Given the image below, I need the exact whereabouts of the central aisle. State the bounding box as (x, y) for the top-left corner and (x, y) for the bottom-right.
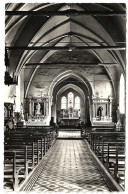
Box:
(30, 140), (110, 192)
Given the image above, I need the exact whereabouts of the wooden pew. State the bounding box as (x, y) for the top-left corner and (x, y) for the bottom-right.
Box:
(4, 126), (57, 191)
(89, 131), (125, 190)
(106, 144), (125, 185)
(4, 151), (16, 191)
(4, 147), (31, 191)
(15, 125), (56, 134)
(90, 131), (125, 152)
(95, 136), (125, 163)
(5, 137), (47, 165)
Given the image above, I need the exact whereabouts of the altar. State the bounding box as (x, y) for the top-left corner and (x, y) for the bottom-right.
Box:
(60, 108), (81, 126)
(25, 97), (50, 126)
(61, 118), (80, 126)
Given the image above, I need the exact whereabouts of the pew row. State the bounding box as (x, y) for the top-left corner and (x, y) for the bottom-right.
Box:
(4, 126), (56, 191)
(85, 130), (125, 190)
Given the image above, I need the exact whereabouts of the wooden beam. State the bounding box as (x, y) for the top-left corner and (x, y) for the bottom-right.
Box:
(6, 46), (125, 51)
(24, 63), (117, 66)
(5, 10), (126, 16)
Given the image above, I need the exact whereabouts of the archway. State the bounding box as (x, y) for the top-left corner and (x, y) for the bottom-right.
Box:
(49, 71), (93, 126)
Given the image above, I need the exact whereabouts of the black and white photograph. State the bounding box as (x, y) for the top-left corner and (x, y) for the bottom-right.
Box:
(2, 1), (127, 193)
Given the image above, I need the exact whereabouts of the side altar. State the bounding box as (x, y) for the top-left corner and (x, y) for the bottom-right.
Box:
(91, 96), (114, 127)
(25, 97), (50, 126)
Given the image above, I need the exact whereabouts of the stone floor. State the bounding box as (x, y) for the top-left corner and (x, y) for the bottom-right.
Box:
(30, 139), (110, 192)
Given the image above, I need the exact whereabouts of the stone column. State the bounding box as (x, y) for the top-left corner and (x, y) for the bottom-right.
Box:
(109, 97), (113, 121)
(52, 103), (56, 123)
(92, 101), (95, 122)
(88, 96), (91, 122)
(45, 99), (49, 116)
(44, 100), (46, 116)
(95, 103), (97, 118)
(107, 103), (109, 119)
(29, 98), (32, 116)
(32, 101), (34, 116)
(48, 96), (53, 125)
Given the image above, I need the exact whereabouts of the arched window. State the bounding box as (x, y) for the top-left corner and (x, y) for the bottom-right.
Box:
(119, 74), (125, 114)
(68, 92), (74, 108)
(61, 96), (66, 109)
(75, 96), (80, 109)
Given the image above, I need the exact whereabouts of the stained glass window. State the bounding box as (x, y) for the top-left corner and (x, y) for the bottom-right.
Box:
(61, 96), (66, 109)
(75, 96), (80, 109)
(68, 92), (74, 108)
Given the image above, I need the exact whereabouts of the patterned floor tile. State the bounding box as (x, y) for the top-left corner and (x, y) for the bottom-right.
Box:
(31, 139), (110, 192)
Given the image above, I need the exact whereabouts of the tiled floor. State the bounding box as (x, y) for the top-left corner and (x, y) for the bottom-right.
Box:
(31, 139), (110, 192)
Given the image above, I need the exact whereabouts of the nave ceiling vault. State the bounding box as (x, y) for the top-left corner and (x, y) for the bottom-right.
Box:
(5, 3), (126, 99)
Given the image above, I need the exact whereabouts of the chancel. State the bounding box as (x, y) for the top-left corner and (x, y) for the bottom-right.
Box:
(4, 3), (126, 193)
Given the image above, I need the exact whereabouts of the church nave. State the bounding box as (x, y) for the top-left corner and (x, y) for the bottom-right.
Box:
(4, 2), (126, 193)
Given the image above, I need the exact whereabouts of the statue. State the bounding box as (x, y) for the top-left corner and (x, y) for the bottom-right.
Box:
(78, 109), (81, 118)
(97, 106), (103, 120)
(18, 103), (26, 126)
(20, 103), (24, 121)
(116, 106), (122, 130)
(36, 103), (41, 115)
(116, 106), (120, 122)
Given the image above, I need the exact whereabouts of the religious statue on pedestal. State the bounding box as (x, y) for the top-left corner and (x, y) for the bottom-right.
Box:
(20, 103), (24, 121)
(116, 106), (122, 131)
(36, 103), (41, 115)
(97, 106), (103, 120)
(18, 103), (26, 126)
(116, 106), (120, 122)
(78, 109), (81, 119)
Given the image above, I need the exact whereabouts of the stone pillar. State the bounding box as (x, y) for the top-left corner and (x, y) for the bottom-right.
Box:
(54, 104), (56, 123)
(88, 96), (92, 122)
(32, 101), (34, 116)
(45, 99), (49, 116)
(109, 97), (113, 121)
(107, 103), (109, 118)
(29, 98), (32, 116)
(43, 96), (52, 125)
(95, 103), (97, 118)
(51, 103), (56, 123)
(92, 101), (95, 121)
(44, 100), (46, 116)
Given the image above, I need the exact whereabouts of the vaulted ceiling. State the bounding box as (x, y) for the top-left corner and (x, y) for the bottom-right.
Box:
(5, 3), (126, 98)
